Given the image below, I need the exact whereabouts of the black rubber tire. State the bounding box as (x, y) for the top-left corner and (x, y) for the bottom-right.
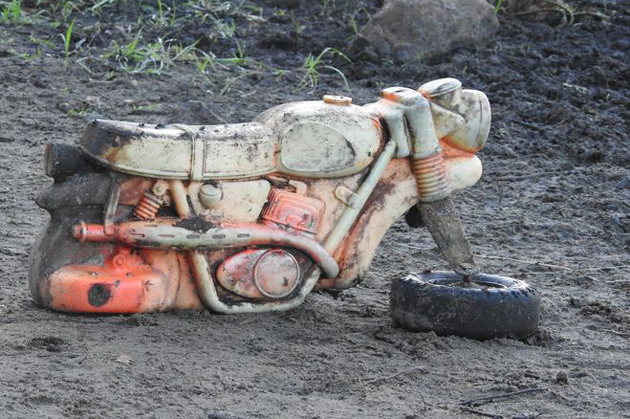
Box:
(390, 271), (540, 340)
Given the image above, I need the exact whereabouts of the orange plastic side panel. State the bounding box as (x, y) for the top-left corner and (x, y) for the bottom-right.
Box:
(172, 253), (205, 310)
(48, 265), (171, 313)
(47, 249), (203, 313)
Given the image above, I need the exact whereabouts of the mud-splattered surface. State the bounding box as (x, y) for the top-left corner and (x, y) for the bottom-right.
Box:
(1, 1), (629, 418)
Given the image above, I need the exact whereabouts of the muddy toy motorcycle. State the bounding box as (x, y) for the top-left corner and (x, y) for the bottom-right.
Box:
(29, 78), (540, 339)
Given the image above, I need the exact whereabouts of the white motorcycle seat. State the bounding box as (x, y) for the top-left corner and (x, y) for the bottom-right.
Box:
(79, 100), (383, 180)
(80, 119), (277, 180)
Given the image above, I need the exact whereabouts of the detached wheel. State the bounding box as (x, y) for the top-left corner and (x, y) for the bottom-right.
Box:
(390, 272), (540, 340)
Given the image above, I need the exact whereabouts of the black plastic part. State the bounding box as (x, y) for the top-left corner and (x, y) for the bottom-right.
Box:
(29, 172), (116, 307)
(45, 143), (99, 179)
(36, 172), (111, 210)
(390, 272), (540, 340)
(88, 284), (111, 307)
(404, 206), (424, 228)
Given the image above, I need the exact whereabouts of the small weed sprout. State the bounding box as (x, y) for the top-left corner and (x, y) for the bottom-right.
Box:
(289, 11), (305, 35)
(298, 47), (351, 92)
(493, 0), (505, 14)
(196, 52), (215, 74)
(168, 1), (177, 27)
(214, 18), (237, 39)
(61, 1), (78, 22)
(274, 69), (290, 82)
(67, 106), (89, 118)
(131, 103), (160, 114)
(59, 18), (76, 64)
(30, 34), (55, 48)
(1, 0), (23, 24)
(157, 0), (163, 22)
(16, 47), (42, 61)
(348, 7), (370, 37)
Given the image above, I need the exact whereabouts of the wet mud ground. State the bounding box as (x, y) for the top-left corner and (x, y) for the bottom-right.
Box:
(0, 0), (629, 417)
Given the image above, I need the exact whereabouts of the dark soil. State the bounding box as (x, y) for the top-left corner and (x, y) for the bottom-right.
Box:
(1, 1), (629, 418)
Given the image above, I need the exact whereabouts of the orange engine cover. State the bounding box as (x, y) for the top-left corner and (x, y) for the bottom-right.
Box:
(261, 189), (325, 234)
(216, 248), (303, 300)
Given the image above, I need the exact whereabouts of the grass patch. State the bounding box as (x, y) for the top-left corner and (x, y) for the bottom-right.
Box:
(104, 36), (198, 75)
(6, 1), (365, 92)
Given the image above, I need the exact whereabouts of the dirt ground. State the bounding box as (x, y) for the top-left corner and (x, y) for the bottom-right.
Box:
(1, 0), (629, 418)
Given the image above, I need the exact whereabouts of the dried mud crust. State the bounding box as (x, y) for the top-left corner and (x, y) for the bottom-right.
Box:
(0, 0), (629, 418)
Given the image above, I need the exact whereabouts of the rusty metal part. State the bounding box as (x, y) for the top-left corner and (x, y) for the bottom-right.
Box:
(381, 86), (441, 159)
(364, 102), (410, 158)
(80, 120), (277, 180)
(417, 196), (476, 272)
(419, 78), (462, 102)
(411, 152), (451, 202)
(167, 177), (330, 313)
(72, 220), (339, 279)
(116, 177), (155, 206)
(255, 99), (383, 178)
(261, 189), (325, 234)
(81, 101), (383, 181)
(186, 181), (204, 214)
(134, 191), (163, 220)
(375, 87), (454, 203)
(334, 185), (360, 207)
(264, 176), (308, 195)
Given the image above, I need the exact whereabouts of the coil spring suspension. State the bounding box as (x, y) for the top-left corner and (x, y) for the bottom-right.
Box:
(412, 152), (451, 202)
(135, 191), (163, 220)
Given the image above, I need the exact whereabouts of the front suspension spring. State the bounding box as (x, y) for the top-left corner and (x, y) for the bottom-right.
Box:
(411, 153), (451, 202)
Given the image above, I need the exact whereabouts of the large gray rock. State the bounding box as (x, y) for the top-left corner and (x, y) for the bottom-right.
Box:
(356, 0), (499, 61)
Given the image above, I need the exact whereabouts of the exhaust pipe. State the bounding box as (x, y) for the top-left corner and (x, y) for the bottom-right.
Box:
(72, 220), (340, 279)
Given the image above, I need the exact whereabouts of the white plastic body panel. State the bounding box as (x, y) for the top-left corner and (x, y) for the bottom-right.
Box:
(81, 101), (383, 180)
(255, 101), (383, 178)
(201, 180), (271, 223)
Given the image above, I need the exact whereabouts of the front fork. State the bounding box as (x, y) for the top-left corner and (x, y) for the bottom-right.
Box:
(377, 86), (477, 274)
(416, 197), (477, 275)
